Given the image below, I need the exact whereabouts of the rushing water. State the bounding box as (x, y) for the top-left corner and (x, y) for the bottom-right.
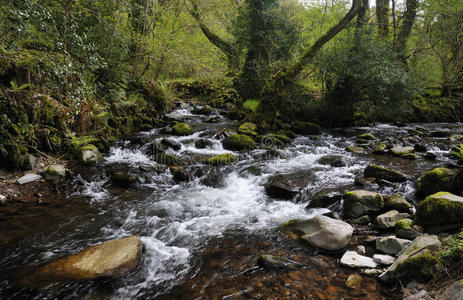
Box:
(0, 104), (462, 299)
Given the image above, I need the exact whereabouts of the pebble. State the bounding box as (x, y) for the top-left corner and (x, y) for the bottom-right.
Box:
(356, 245), (366, 255)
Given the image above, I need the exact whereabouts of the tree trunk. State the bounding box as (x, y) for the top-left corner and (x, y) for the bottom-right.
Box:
(258, 0), (362, 119)
(376, 0), (389, 37)
(189, 0), (239, 74)
(394, 0), (418, 66)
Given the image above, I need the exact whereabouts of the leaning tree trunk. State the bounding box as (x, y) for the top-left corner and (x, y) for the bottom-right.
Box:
(189, 0), (240, 75)
(258, 0), (362, 120)
(394, 0), (418, 66)
(376, 0), (389, 37)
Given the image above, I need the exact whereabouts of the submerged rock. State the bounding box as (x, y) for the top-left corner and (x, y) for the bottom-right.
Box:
(19, 236), (143, 287)
(375, 210), (411, 229)
(376, 236), (411, 256)
(111, 171), (137, 188)
(195, 139), (213, 149)
(379, 235), (441, 282)
(340, 251), (378, 269)
(257, 255), (300, 269)
(416, 167), (457, 198)
(161, 139), (182, 151)
(343, 190), (384, 218)
(363, 165), (407, 182)
(317, 155), (347, 167)
(265, 175), (299, 200)
(281, 215), (353, 251)
(170, 166), (189, 182)
(415, 192), (463, 232)
(345, 274), (363, 289)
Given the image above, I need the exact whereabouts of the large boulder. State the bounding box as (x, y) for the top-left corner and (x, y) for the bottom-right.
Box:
(343, 190), (384, 218)
(384, 194), (412, 212)
(317, 155), (347, 167)
(291, 121), (320, 135)
(376, 236), (412, 256)
(306, 190), (343, 209)
(379, 235), (442, 282)
(375, 210), (411, 229)
(340, 251), (378, 268)
(172, 122), (193, 136)
(390, 146), (415, 157)
(265, 175), (300, 199)
(206, 153), (236, 165)
(415, 192), (463, 232)
(395, 219), (423, 240)
(416, 168), (458, 198)
(281, 215), (353, 251)
(237, 122), (257, 137)
(222, 134), (255, 151)
(43, 164), (67, 181)
(79, 145), (103, 165)
(364, 165), (407, 182)
(19, 236), (143, 287)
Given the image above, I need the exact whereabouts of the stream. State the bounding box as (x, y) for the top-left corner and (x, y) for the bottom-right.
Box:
(0, 103), (462, 299)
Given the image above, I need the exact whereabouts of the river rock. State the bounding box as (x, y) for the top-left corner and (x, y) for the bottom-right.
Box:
(170, 166), (189, 182)
(376, 236), (412, 256)
(237, 122), (257, 137)
(172, 122), (193, 136)
(111, 171), (137, 188)
(317, 155), (347, 167)
(375, 210), (411, 228)
(19, 236), (143, 287)
(80, 146), (103, 165)
(450, 134), (463, 142)
(379, 235), (442, 282)
(373, 143), (388, 154)
(307, 190), (342, 208)
(384, 194), (412, 212)
(416, 167), (458, 198)
(43, 164), (66, 181)
(364, 165), (407, 182)
(390, 146), (415, 157)
(350, 215), (371, 225)
(415, 192), (463, 232)
(343, 190), (384, 218)
(281, 215), (353, 251)
(21, 153), (37, 170)
(200, 167), (226, 188)
(161, 139), (182, 151)
(340, 251), (378, 269)
(345, 274), (363, 289)
(195, 139), (213, 149)
(265, 175), (299, 199)
(257, 255), (300, 269)
(424, 152), (437, 160)
(291, 121), (320, 135)
(346, 146), (365, 154)
(358, 133), (376, 140)
(414, 143), (427, 152)
(16, 173), (43, 185)
(445, 280), (463, 300)
(396, 219), (423, 240)
(222, 134), (255, 151)
(373, 254), (396, 265)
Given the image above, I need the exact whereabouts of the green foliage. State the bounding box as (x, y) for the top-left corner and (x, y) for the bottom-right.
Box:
(440, 228), (463, 266)
(451, 144), (463, 160)
(242, 100), (260, 113)
(70, 136), (99, 151)
(172, 123), (193, 136)
(206, 153), (237, 165)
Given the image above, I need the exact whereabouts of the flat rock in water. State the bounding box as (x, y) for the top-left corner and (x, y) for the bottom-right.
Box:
(265, 175), (299, 200)
(16, 173), (42, 185)
(340, 251), (378, 269)
(19, 236), (143, 288)
(373, 254), (396, 265)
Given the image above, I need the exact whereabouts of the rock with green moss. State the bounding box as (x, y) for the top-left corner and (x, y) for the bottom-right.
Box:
(291, 121), (321, 135)
(237, 122), (257, 137)
(222, 134), (255, 151)
(317, 155), (347, 167)
(379, 235), (442, 282)
(343, 190), (384, 218)
(206, 153), (236, 165)
(416, 168), (457, 198)
(358, 133), (376, 140)
(364, 165), (407, 182)
(345, 146), (365, 154)
(373, 143), (387, 154)
(385, 194), (413, 212)
(375, 210), (411, 229)
(79, 144), (103, 165)
(396, 219), (422, 240)
(263, 133), (292, 144)
(172, 123), (193, 136)
(44, 164), (66, 181)
(390, 146), (415, 157)
(415, 192), (463, 232)
(155, 153), (185, 166)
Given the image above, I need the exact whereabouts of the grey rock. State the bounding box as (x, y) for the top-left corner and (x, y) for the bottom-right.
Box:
(16, 173), (43, 185)
(356, 245), (366, 255)
(340, 251), (378, 269)
(0, 195), (7, 206)
(405, 290), (429, 300)
(446, 280), (463, 300)
(80, 148), (102, 165)
(373, 254), (396, 265)
(257, 255), (300, 269)
(375, 210), (411, 228)
(343, 190), (384, 218)
(21, 154), (37, 170)
(384, 194), (413, 212)
(43, 164), (66, 181)
(350, 215), (371, 225)
(376, 236), (412, 256)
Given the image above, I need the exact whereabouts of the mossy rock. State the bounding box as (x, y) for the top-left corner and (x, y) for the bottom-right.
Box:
(172, 123), (193, 136)
(317, 155), (347, 167)
(415, 192), (463, 231)
(394, 250), (441, 281)
(237, 122), (257, 137)
(358, 133), (376, 140)
(416, 167), (457, 198)
(291, 121), (321, 135)
(364, 165), (407, 182)
(343, 190), (384, 218)
(345, 146), (365, 154)
(222, 134), (255, 151)
(155, 153), (186, 166)
(396, 219), (422, 240)
(206, 153), (236, 165)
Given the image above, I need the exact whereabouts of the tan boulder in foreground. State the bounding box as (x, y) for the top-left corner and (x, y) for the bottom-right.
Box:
(19, 236), (143, 287)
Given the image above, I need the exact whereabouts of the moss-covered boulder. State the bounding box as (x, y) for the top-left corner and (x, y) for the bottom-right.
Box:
(155, 153), (185, 166)
(415, 192), (463, 232)
(358, 133), (376, 140)
(237, 122), (257, 137)
(18, 236), (143, 288)
(375, 210), (411, 229)
(364, 165), (407, 182)
(379, 235), (442, 282)
(396, 219), (422, 240)
(79, 144), (103, 165)
(390, 146), (415, 157)
(416, 167), (457, 198)
(206, 153), (236, 165)
(172, 122), (193, 136)
(222, 134), (255, 151)
(373, 143), (387, 154)
(291, 121), (321, 135)
(343, 190), (384, 218)
(345, 146), (365, 154)
(317, 155), (347, 167)
(384, 194), (413, 212)
(43, 164), (66, 181)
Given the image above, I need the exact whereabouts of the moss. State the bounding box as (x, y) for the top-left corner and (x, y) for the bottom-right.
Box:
(345, 146), (365, 153)
(291, 121), (321, 135)
(80, 144), (98, 152)
(440, 229), (463, 266)
(358, 133), (376, 140)
(237, 122), (257, 137)
(396, 219), (413, 231)
(155, 153), (185, 166)
(402, 153), (419, 160)
(395, 251), (440, 281)
(222, 134), (255, 151)
(242, 99), (260, 112)
(172, 123), (192, 136)
(415, 192), (463, 227)
(364, 164), (407, 182)
(417, 168), (456, 197)
(206, 153), (236, 166)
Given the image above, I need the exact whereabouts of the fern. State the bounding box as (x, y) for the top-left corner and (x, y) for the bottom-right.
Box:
(451, 144), (463, 159)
